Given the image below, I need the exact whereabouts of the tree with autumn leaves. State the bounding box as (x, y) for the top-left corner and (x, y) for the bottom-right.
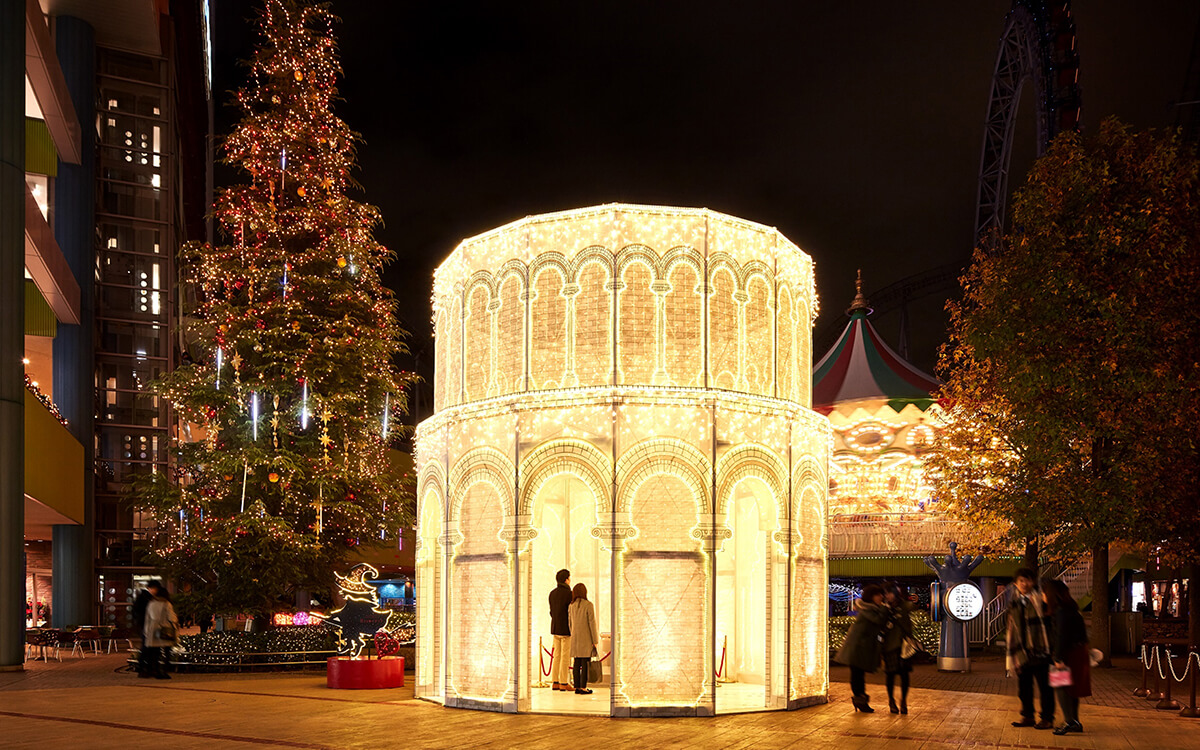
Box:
(132, 0), (414, 621)
(928, 119), (1200, 657)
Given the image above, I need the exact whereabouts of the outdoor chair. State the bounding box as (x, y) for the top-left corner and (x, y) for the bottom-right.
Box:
(54, 629), (85, 658)
(73, 627), (102, 654)
(24, 631), (47, 661)
(107, 627), (137, 654)
(28, 629), (61, 661)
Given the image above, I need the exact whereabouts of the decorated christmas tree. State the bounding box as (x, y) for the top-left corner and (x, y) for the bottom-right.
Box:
(134, 0), (413, 619)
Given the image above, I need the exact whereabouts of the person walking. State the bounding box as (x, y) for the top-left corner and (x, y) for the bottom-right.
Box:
(1041, 578), (1091, 735)
(881, 583), (914, 714)
(568, 582), (600, 695)
(1006, 568), (1054, 729)
(549, 569), (573, 691)
(131, 580), (162, 675)
(835, 583), (887, 712)
(142, 586), (179, 680)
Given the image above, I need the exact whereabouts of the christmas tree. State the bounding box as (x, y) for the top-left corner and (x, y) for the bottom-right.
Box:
(134, 0), (414, 619)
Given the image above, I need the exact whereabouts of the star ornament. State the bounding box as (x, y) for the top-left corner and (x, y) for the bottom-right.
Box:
(319, 433), (333, 447)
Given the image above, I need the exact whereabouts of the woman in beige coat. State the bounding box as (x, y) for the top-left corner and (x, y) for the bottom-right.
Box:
(568, 583), (600, 695)
(142, 589), (180, 679)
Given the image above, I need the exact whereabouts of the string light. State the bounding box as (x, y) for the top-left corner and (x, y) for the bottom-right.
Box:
(215, 346), (223, 390)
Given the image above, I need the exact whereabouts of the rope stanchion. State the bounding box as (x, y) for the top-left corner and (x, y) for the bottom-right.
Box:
(715, 635), (732, 684)
(1157, 646), (1182, 710)
(1147, 645), (1165, 701)
(534, 637), (551, 688)
(1133, 644), (1151, 697)
(1181, 649), (1200, 719)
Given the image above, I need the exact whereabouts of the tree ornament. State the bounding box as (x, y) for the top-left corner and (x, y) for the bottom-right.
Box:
(269, 472), (280, 483)
(337, 257), (348, 268)
(297, 185), (306, 197)
(294, 70), (304, 81)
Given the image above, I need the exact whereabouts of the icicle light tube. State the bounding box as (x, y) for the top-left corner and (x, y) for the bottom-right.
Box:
(415, 205), (831, 717)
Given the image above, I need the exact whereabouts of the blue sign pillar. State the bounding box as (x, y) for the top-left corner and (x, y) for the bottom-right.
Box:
(924, 542), (984, 672)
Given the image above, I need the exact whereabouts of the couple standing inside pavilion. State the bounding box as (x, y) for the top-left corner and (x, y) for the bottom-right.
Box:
(548, 569), (601, 695)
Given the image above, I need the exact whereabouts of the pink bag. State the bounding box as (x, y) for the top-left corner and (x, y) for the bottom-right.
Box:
(1048, 667), (1073, 688)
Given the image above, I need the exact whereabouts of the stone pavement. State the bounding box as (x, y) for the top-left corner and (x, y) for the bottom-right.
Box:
(1, 651), (1197, 749)
(830, 653), (1157, 713)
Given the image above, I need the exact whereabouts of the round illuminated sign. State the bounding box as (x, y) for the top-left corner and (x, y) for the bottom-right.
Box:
(945, 582), (984, 621)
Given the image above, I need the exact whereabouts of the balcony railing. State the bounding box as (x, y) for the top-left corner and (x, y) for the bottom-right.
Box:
(828, 513), (969, 556)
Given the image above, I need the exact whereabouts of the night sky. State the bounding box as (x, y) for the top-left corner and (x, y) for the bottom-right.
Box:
(212, 1), (1199, 418)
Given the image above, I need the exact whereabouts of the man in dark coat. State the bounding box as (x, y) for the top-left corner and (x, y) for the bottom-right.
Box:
(549, 569), (572, 690)
(1006, 568), (1054, 729)
(131, 580), (162, 674)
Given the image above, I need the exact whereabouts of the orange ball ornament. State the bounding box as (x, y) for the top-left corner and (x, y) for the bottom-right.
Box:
(294, 70), (304, 81)
(336, 257), (348, 268)
(292, 320), (301, 330)
(268, 472), (280, 483)
(296, 185), (306, 197)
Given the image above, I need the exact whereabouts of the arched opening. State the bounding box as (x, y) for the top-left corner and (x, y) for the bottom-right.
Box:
(716, 477), (777, 713)
(449, 480), (512, 704)
(619, 471), (707, 709)
(416, 485), (444, 700)
(528, 473), (611, 714)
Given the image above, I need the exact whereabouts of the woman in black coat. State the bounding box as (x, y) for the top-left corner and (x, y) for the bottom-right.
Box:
(1041, 578), (1091, 735)
(881, 583), (914, 714)
(834, 583), (887, 712)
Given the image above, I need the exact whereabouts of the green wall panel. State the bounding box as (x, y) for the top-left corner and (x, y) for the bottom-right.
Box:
(25, 280), (57, 337)
(25, 117), (57, 176)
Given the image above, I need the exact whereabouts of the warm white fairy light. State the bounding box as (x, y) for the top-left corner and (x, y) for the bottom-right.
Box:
(416, 205), (830, 716)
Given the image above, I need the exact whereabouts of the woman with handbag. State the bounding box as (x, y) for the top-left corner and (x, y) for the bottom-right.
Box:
(881, 583), (915, 714)
(142, 586), (180, 680)
(834, 583), (887, 712)
(568, 583), (600, 695)
(1040, 578), (1091, 735)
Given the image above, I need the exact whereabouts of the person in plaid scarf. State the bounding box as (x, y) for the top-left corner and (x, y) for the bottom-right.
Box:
(1006, 568), (1055, 729)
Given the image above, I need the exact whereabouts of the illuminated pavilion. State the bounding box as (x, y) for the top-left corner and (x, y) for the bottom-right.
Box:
(414, 204), (830, 716)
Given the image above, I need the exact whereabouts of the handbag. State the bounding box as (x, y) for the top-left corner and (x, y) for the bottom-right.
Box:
(900, 636), (921, 660)
(588, 659), (603, 684)
(157, 621), (178, 643)
(1048, 666), (1073, 688)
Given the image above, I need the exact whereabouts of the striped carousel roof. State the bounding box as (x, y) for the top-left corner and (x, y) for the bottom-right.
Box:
(813, 272), (941, 409)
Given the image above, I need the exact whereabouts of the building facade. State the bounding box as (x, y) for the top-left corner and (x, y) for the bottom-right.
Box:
(1, 0), (208, 665)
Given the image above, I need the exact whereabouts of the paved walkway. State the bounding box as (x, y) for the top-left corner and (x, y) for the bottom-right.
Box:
(1, 652), (1197, 749)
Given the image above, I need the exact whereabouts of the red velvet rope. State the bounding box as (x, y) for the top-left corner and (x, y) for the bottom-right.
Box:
(539, 646), (552, 677)
(715, 644), (727, 678)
